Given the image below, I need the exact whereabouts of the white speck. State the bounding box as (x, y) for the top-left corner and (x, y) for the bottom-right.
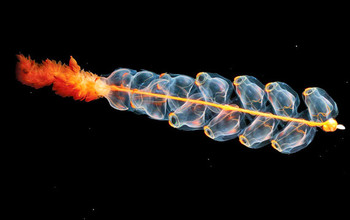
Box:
(92, 208), (95, 211)
(337, 124), (346, 130)
(345, 81), (349, 84)
(295, 44), (298, 48)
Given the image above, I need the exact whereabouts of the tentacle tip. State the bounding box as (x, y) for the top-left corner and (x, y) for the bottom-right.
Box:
(322, 118), (342, 132)
(68, 56), (81, 72)
(337, 124), (345, 130)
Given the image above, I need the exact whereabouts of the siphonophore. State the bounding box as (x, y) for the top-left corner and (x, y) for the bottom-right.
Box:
(16, 55), (345, 154)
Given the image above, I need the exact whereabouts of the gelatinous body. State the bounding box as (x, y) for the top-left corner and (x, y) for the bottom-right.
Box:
(204, 106), (242, 141)
(303, 87), (338, 122)
(169, 93), (207, 129)
(234, 75), (266, 111)
(166, 74), (196, 111)
(272, 121), (316, 154)
(103, 69), (341, 154)
(265, 82), (300, 117)
(16, 55), (344, 154)
(105, 69), (135, 110)
(239, 116), (276, 149)
(264, 82), (315, 153)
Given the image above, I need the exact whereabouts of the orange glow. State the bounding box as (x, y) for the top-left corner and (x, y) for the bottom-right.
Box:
(203, 126), (214, 139)
(168, 112), (178, 128)
(271, 140), (280, 151)
(130, 99), (136, 109)
(322, 118), (338, 132)
(108, 84), (339, 131)
(239, 135), (250, 147)
(233, 76), (246, 86)
(265, 82), (275, 93)
(195, 72), (206, 86)
(16, 55), (109, 102)
(303, 87), (315, 96)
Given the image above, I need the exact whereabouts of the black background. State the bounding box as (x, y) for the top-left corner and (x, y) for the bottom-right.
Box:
(6, 3), (350, 219)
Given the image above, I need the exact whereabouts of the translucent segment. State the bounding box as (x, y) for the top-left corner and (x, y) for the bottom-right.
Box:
(233, 75), (266, 111)
(196, 72), (233, 113)
(203, 105), (242, 141)
(271, 122), (316, 154)
(129, 70), (158, 113)
(140, 78), (170, 120)
(166, 75), (196, 111)
(239, 117), (276, 149)
(265, 82), (300, 117)
(155, 73), (172, 91)
(105, 68), (135, 111)
(303, 87), (338, 122)
(168, 93), (207, 130)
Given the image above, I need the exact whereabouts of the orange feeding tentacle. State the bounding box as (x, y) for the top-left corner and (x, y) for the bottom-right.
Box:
(16, 55), (110, 102)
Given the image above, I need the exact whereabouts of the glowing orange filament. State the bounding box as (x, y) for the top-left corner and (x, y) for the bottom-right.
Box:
(108, 85), (340, 132)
